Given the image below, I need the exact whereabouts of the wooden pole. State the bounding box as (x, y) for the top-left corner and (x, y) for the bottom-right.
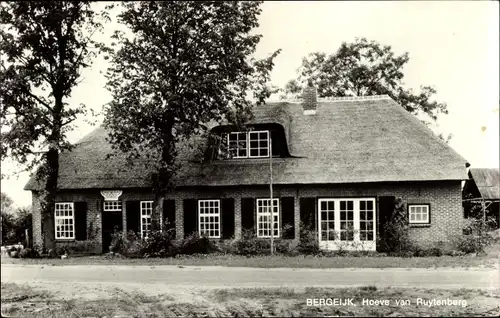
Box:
(270, 137), (274, 255)
(481, 199), (486, 229)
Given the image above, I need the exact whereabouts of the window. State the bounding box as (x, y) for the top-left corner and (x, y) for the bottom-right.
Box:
(198, 200), (220, 238)
(225, 130), (269, 159)
(55, 202), (74, 240)
(140, 201), (153, 238)
(408, 204), (430, 224)
(320, 200), (335, 241)
(359, 200), (374, 241)
(318, 198), (376, 250)
(104, 201), (122, 212)
(249, 131), (269, 158)
(339, 200), (354, 241)
(257, 198), (279, 238)
(228, 132), (248, 158)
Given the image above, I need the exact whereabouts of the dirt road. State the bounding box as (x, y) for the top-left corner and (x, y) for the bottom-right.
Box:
(2, 264), (499, 290)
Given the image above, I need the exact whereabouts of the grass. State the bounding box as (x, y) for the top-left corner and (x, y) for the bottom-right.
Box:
(2, 252), (499, 269)
(2, 282), (499, 317)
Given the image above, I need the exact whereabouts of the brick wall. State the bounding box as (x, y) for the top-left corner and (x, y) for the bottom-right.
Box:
(31, 180), (463, 252)
(32, 191), (104, 253)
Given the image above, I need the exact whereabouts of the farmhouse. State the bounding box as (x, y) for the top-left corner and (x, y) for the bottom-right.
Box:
(25, 86), (468, 253)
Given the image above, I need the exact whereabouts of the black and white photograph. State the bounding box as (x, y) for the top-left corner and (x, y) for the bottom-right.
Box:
(1, 1), (499, 317)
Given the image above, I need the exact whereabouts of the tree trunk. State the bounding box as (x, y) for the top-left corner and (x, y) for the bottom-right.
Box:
(151, 119), (175, 232)
(40, 147), (59, 252)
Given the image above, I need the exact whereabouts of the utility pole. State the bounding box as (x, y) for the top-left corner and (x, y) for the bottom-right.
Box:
(269, 137), (274, 255)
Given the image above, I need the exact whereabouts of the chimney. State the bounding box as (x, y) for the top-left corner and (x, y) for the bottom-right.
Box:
(302, 79), (317, 115)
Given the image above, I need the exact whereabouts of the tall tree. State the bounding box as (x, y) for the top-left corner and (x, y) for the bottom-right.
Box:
(1, 192), (14, 215)
(0, 1), (109, 251)
(104, 1), (279, 231)
(284, 37), (448, 121)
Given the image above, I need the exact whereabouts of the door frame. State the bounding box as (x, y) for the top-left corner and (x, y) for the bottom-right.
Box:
(317, 197), (376, 251)
(101, 210), (123, 252)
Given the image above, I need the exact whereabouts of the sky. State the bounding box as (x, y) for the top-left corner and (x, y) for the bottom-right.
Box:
(1, 1), (499, 208)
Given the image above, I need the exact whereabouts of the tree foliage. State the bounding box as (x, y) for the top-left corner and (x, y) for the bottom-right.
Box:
(284, 37), (448, 121)
(0, 1), (109, 250)
(1, 192), (14, 215)
(104, 1), (280, 230)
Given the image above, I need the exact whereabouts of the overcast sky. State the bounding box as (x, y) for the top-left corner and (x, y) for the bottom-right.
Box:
(1, 1), (499, 208)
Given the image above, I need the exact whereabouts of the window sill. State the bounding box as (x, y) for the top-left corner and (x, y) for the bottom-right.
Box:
(55, 239), (76, 243)
(409, 224), (431, 228)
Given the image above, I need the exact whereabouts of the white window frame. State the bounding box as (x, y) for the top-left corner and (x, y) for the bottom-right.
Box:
(256, 198), (280, 238)
(248, 130), (270, 158)
(408, 204), (430, 224)
(103, 200), (122, 212)
(140, 201), (153, 238)
(198, 199), (221, 238)
(318, 198), (376, 251)
(227, 132), (248, 158)
(225, 130), (270, 159)
(55, 202), (75, 240)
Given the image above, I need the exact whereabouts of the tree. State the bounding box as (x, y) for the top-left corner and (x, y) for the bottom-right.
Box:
(1, 192), (14, 215)
(1, 192), (14, 245)
(104, 1), (280, 231)
(283, 37), (448, 122)
(0, 1), (110, 251)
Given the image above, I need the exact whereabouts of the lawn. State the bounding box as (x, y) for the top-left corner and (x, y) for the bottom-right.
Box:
(3, 240), (499, 268)
(2, 282), (499, 317)
(2, 252), (499, 269)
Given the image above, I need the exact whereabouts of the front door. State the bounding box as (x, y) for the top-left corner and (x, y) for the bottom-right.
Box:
(102, 211), (123, 252)
(318, 198), (376, 251)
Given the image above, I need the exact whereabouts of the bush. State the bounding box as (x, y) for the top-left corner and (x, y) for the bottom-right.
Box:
(296, 223), (320, 255)
(142, 229), (177, 258)
(55, 241), (99, 256)
(230, 229), (271, 255)
(379, 197), (415, 255)
(178, 232), (219, 255)
(454, 218), (494, 254)
(110, 231), (144, 257)
(411, 246), (443, 257)
(1, 208), (32, 247)
(8, 246), (21, 258)
(275, 239), (295, 255)
(19, 248), (39, 259)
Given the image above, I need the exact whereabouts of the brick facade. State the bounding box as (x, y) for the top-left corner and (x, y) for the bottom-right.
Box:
(32, 180), (463, 253)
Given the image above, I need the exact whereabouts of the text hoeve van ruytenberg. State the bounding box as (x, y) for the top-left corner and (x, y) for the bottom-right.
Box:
(306, 298), (467, 307)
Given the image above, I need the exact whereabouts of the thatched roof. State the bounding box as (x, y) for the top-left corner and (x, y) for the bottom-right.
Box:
(25, 95), (468, 190)
(467, 168), (500, 200)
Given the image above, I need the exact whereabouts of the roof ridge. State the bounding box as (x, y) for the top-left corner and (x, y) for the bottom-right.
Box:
(268, 94), (392, 104)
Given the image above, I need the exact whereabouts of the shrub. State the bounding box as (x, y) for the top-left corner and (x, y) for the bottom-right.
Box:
(109, 231), (144, 257)
(230, 229), (272, 255)
(411, 246), (443, 257)
(1, 208), (32, 247)
(142, 229), (177, 258)
(275, 239), (295, 255)
(379, 197), (414, 255)
(110, 231), (127, 254)
(454, 218), (494, 254)
(19, 248), (39, 259)
(178, 232), (219, 255)
(55, 241), (99, 256)
(8, 246), (21, 258)
(296, 222), (320, 255)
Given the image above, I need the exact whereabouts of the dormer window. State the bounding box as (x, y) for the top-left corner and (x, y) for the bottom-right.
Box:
(227, 130), (269, 159)
(228, 132), (248, 158)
